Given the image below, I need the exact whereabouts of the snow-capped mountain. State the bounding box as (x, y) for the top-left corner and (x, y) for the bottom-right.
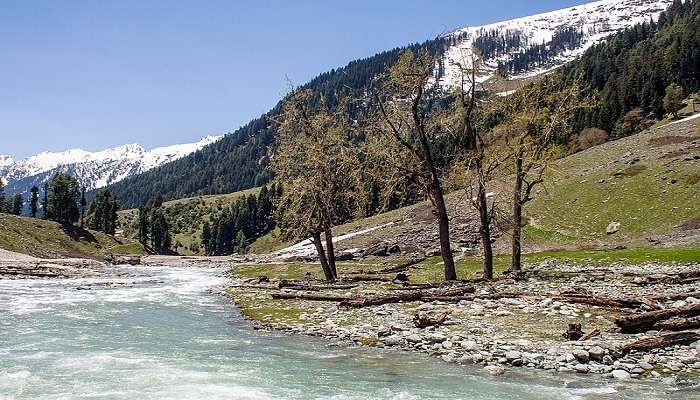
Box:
(0, 135), (221, 197)
(435, 0), (671, 90)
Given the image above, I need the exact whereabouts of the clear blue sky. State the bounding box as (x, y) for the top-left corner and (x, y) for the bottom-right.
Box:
(1, 0), (589, 159)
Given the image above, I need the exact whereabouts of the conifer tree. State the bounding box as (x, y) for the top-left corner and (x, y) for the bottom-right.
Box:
(80, 187), (87, 227)
(11, 193), (23, 215)
(29, 186), (39, 218)
(0, 180), (5, 213)
(664, 83), (685, 119)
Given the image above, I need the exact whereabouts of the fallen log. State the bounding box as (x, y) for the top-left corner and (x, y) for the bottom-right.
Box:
(615, 303), (700, 333)
(619, 332), (700, 355)
(420, 291), (525, 303)
(271, 293), (351, 302)
(339, 291), (423, 308)
(551, 294), (640, 309)
(228, 284), (278, 290)
(278, 280), (358, 291)
(579, 328), (601, 341)
(649, 291), (700, 302)
(653, 316), (700, 332)
(347, 258), (426, 275)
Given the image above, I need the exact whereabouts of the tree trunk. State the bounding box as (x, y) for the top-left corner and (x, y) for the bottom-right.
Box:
(324, 228), (338, 280)
(620, 332), (700, 355)
(428, 181), (457, 280)
(311, 232), (335, 282)
(511, 151), (523, 271)
(477, 180), (494, 279)
(615, 303), (700, 333)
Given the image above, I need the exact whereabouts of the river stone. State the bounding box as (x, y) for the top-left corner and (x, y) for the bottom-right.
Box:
(612, 369), (631, 380)
(505, 351), (521, 362)
(638, 361), (653, 370)
(382, 336), (401, 346)
(484, 365), (505, 376)
(589, 346), (606, 361)
(405, 334), (422, 343)
(574, 364), (589, 373)
(461, 340), (479, 351)
(572, 350), (590, 363)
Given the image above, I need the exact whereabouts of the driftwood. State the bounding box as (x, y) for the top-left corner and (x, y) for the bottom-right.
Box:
(421, 291), (524, 303)
(648, 291), (700, 302)
(271, 293), (351, 302)
(619, 332), (700, 355)
(653, 316), (700, 332)
(579, 328), (601, 341)
(615, 303), (700, 333)
(278, 280), (358, 291)
(339, 291), (423, 308)
(414, 311), (448, 328)
(347, 258), (425, 275)
(229, 284), (278, 290)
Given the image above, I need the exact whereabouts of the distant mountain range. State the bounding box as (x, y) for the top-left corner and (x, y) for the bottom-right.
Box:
(0, 136), (221, 201)
(5, 0), (678, 209)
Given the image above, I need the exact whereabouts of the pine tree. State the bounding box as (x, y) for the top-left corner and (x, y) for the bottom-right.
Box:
(663, 83), (685, 118)
(11, 193), (23, 215)
(44, 173), (80, 224)
(201, 220), (212, 255)
(41, 182), (49, 219)
(0, 180), (5, 213)
(29, 186), (39, 218)
(80, 187), (87, 227)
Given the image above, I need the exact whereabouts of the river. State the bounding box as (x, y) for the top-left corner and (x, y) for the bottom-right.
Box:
(0, 265), (694, 399)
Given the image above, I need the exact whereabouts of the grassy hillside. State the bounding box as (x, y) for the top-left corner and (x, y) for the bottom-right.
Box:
(118, 187), (260, 255)
(0, 213), (146, 259)
(249, 116), (700, 255)
(525, 115), (700, 248)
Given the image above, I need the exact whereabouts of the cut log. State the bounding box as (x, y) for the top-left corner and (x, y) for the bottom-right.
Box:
(414, 311), (448, 328)
(649, 291), (700, 302)
(228, 284), (278, 290)
(619, 332), (700, 355)
(579, 328), (601, 341)
(563, 323), (584, 340)
(278, 280), (358, 291)
(653, 316), (700, 332)
(347, 258), (425, 275)
(339, 291), (423, 308)
(615, 303), (700, 333)
(271, 293), (351, 302)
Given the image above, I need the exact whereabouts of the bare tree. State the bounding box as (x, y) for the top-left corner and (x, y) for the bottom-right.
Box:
(496, 78), (586, 271)
(369, 49), (458, 281)
(272, 89), (362, 282)
(441, 51), (501, 280)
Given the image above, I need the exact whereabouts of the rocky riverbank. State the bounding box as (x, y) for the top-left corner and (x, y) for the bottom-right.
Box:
(226, 259), (700, 385)
(0, 248), (105, 277)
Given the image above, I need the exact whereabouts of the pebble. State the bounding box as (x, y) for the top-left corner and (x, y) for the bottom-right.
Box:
(612, 369), (631, 380)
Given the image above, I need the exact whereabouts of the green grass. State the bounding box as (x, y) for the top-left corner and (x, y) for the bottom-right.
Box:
(524, 117), (700, 248)
(232, 246), (700, 284)
(0, 213), (147, 259)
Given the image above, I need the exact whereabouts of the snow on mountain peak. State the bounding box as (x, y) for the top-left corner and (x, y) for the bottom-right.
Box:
(0, 135), (222, 194)
(435, 0), (672, 89)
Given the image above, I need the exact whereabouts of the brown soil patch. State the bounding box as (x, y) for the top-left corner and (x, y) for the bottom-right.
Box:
(648, 135), (696, 147)
(679, 218), (700, 231)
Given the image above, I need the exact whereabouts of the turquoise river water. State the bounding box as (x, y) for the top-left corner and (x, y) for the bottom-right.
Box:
(0, 265), (696, 399)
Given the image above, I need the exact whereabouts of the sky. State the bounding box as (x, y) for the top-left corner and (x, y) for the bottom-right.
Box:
(0, 0), (592, 159)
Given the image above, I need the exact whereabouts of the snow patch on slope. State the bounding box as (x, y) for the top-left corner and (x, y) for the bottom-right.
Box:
(435, 0), (671, 90)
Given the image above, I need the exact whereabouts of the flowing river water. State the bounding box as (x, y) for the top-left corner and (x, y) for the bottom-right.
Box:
(0, 265), (695, 400)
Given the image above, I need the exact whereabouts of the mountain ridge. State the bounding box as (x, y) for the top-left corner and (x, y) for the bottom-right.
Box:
(0, 135), (222, 198)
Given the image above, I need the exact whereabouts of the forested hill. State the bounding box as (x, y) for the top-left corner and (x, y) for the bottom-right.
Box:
(106, 38), (446, 208)
(106, 0), (698, 209)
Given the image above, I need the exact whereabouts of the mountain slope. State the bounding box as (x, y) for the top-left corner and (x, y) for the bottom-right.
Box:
(105, 0), (675, 209)
(0, 136), (221, 200)
(436, 0), (671, 89)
